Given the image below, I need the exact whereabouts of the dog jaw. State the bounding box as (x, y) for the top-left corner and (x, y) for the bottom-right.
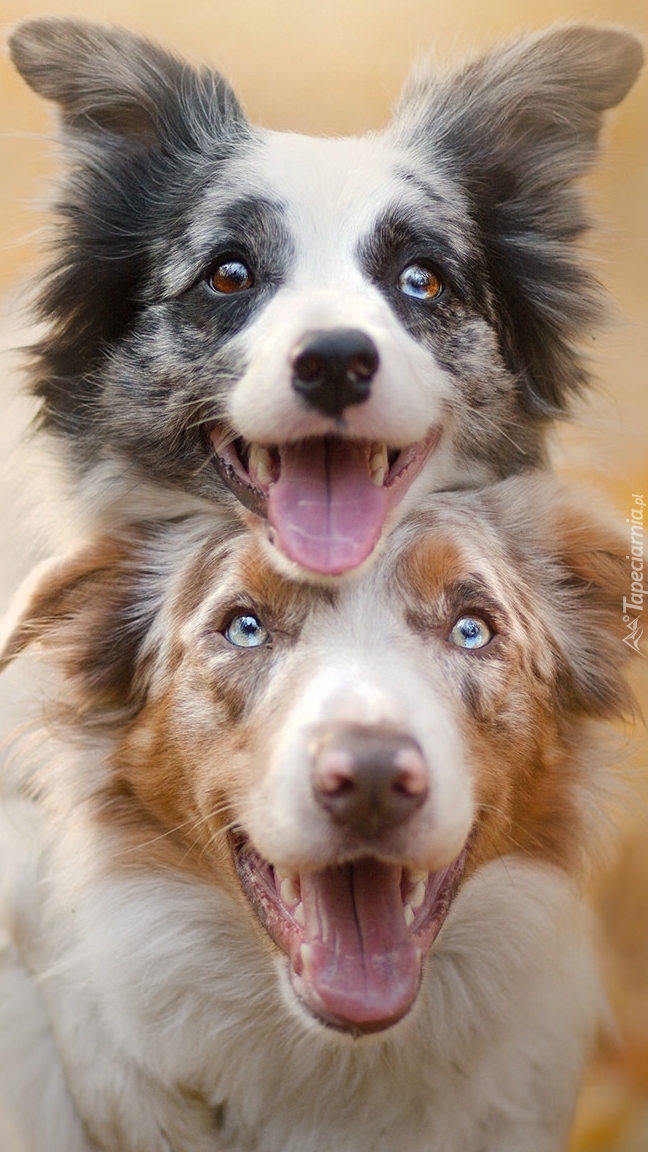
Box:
(226, 632), (475, 1033)
(232, 839), (467, 1033)
(210, 429), (440, 574)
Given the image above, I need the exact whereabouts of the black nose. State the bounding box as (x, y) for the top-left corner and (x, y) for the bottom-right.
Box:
(291, 328), (379, 418)
(311, 725), (428, 839)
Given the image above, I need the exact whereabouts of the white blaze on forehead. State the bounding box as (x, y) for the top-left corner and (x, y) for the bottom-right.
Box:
(252, 130), (416, 261)
(248, 127), (468, 275)
(226, 132), (454, 446)
(243, 584), (474, 872)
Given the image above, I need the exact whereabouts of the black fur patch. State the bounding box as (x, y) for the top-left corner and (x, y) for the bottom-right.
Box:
(360, 201), (545, 476)
(393, 24), (643, 414)
(9, 19), (643, 504)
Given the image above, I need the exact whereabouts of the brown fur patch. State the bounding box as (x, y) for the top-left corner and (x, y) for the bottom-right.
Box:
(0, 534), (154, 716)
(392, 485), (637, 876)
(3, 479), (638, 904)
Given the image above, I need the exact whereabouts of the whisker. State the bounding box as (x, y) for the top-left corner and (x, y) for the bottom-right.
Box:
(467, 409), (528, 454)
(201, 426), (240, 453)
(113, 802), (236, 859)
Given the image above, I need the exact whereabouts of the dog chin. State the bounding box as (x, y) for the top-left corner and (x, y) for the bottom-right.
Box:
(210, 427), (441, 576)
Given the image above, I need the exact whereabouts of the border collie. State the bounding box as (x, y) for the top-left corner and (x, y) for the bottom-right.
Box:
(0, 475), (636, 1151)
(7, 19), (643, 574)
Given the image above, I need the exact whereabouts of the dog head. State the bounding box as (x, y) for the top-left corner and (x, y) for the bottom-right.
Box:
(9, 19), (643, 575)
(2, 477), (637, 1034)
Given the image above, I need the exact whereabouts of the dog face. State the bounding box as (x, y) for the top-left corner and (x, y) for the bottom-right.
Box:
(9, 20), (643, 575)
(3, 477), (634, 1035)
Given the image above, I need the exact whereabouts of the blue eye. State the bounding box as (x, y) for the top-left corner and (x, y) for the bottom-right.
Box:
(224, 613), (270, 648)
(397, 263), (443, 301)
(448, 616), (492, 650)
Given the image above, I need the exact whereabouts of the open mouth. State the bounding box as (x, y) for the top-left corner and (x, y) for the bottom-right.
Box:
(210, 428), (440, 576)
(232, 834), (467, 1035)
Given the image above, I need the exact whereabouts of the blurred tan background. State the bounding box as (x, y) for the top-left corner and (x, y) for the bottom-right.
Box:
(0, 0), (647, 1148)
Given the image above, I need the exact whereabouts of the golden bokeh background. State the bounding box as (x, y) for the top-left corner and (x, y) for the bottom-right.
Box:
(0, 1), (646, 1148)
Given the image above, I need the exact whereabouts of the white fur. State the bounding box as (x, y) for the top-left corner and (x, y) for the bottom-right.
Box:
(223, 135), (456, 449)
(0, 20), (640, 1146)
(242, 587), (474, 873)
(0, 534), (608, 1152)
(0, 487), (615, 1151)
(0, 756), (601, 1152)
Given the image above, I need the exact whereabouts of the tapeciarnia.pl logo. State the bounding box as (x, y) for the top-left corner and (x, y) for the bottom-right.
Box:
(623, 493), (645, 656)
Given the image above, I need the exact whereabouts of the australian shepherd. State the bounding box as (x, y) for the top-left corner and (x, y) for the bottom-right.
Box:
(6, 18), (643, 575)
(0, 475), (637, 1151)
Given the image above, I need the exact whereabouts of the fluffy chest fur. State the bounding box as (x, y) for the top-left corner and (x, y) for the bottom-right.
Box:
(0, 815), (602, 1152)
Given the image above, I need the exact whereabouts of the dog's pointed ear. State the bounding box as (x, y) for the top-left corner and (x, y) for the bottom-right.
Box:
(393, 24), (643, 414)
(0, 552), (89, 671)
(0, 536), (156, 714)
(397, 24), (642, 157)
(8, 17), (247, 147)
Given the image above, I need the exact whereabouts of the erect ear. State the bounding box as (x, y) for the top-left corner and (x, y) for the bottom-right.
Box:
(8, 17), (247, 148)
(393, 24), (643, 414)
(398, 24), (643, 168)
(0, 536), (156, 714)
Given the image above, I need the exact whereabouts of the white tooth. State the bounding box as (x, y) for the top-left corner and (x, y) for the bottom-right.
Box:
(294, 902), (306, 928)
(407, 870), (428, 888)
(404, 904), (415, 927)
(249, 444), (274, 486)
(280, 877), (300, 907)
(409, 880), (426, 911)
(369, 443), (388, 487)
(300, 943), (314, 978)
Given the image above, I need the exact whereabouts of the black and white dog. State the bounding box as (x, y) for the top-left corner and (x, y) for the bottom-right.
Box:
(8, 18), (643, 574)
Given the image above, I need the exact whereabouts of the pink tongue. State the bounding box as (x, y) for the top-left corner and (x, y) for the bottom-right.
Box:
(267, 440), (388, 575)
(291, 860), (421, 1031)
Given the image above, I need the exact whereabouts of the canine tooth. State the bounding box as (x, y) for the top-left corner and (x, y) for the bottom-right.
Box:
(294, 902), (306, 928)
(369, 443), (388, 487)
(404, 904), (415, 928)
(280, 877), (300, 907)
(408, 870), (428, 887)
(249, 444), (274, 486)
(409, 880), (426, 911)
(300, 943), (314, 978)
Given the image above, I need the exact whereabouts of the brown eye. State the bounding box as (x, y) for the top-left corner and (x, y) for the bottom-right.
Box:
(209, 259), (254, 294)
(397, 264), (443, 301)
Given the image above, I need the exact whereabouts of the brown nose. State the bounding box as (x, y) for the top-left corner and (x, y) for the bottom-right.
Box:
(311, 725), (428, 838)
